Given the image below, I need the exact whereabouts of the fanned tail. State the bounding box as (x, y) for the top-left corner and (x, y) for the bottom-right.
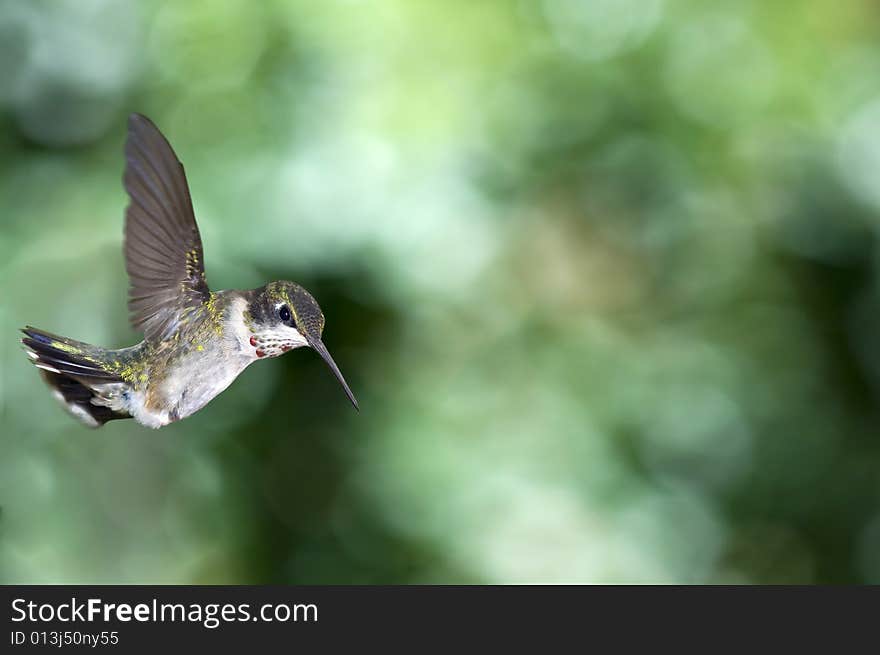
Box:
(21, 326), (132, 428)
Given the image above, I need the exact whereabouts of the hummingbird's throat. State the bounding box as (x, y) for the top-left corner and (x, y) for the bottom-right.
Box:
(248, 328), (307, 358)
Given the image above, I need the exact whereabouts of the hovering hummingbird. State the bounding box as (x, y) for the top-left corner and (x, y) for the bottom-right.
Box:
(21, 114), (358, 429)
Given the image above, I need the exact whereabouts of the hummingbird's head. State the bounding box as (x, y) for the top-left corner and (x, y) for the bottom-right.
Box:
(247, 280), (358, 410)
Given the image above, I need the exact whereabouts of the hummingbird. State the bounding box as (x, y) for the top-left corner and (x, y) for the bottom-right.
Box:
(21, 114), (358, 429)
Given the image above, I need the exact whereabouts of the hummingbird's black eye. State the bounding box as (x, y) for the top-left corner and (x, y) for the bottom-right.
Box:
(279, 305), (291, 323)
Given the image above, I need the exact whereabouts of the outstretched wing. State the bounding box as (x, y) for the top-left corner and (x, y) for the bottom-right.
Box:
(123, 113), (210, 342)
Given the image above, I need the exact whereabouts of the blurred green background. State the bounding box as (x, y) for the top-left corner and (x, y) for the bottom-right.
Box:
(2, 0), (880, 584)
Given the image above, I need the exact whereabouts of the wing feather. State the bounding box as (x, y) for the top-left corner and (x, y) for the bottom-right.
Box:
(123, 113), (210, 342)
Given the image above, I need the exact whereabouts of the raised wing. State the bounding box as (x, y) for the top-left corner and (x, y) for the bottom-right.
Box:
(123, 113), (210, 342)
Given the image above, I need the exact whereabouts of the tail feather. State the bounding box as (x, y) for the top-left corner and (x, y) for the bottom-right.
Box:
(21, 327), (120, 380)
(21, 326), (132, 428)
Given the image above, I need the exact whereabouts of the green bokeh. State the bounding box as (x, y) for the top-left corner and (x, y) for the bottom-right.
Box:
(2, 0), (880, 584)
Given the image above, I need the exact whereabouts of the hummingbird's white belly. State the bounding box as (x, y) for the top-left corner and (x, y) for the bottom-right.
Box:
(173, 353), (254, 420)
(124, 353), (255, 428)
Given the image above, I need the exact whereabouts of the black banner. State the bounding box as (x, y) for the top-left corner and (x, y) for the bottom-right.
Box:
(1, 586), (876, 651)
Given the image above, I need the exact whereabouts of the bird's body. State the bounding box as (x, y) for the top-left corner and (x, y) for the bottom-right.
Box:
(22, 115), (358, 429)
(125, 292), (256, 428)
(43, 291), (255, 429)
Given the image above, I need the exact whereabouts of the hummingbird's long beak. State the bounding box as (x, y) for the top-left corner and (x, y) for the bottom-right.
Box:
(308, 336), (359, 411)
